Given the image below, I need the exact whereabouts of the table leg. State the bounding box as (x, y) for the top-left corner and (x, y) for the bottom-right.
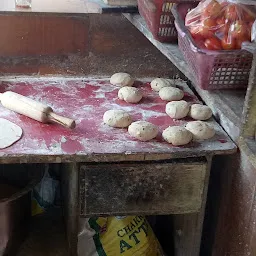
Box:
(62, 163), (79, 256)
(171, 156), (212, 256)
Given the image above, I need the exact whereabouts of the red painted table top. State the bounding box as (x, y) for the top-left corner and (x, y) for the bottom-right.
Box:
(0, 77), (236, 163)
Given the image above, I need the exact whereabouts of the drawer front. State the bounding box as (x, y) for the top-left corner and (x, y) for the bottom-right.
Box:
(79, 159), (207, 216)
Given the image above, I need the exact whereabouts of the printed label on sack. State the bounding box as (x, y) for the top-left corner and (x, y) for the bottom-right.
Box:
(88, 215), (163, 256)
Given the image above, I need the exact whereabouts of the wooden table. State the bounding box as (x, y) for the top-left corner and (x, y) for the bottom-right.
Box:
(0, 77), (236, 255)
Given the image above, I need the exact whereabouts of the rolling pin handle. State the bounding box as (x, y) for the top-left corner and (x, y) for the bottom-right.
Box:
(48, 112), (76, 129)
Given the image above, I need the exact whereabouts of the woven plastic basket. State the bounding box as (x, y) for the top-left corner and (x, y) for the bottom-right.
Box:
(138, 0), (199, 43)
(172, 3), (253, 90)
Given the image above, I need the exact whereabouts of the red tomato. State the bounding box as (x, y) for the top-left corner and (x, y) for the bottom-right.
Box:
(216, 17), (226, 26)
(201, 10), (211, 21)
(202, 17), (217, 28)
(205, 0), (222, 18)
(204, 37), (222, 50)
(195, 39), (207, 49)
(248, 21), (253, 31)
(197, 18), (217, 38)
(190, 26), (204, 40)
(243, 9), (256, 23)
(220, 2), (228, 8)
(189, 26), (199, 35)
(198, 26), (215, 38)
(186, 14), (201, 26)
(215, 18), (230, 40)
(236, 35), (251, 49)
(221, 36), (236, 50)
(217, 23), (231, 39)
(230, 21), (247, 39)
(236, 39), (243, 49)
(225, 4), (240, 21)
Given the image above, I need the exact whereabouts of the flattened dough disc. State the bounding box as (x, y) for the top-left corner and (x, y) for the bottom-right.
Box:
(0, 118), (22, 149)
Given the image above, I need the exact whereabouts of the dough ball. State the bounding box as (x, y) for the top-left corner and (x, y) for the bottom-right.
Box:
(189, 104), (212, 120)
(165, 79), (184, 87)
(118, 86), (143, 103)
(159, 87), (184, 101)
(103, 110), (132, 128)
(162, 126), (193, 146)
(165, 100), (190, 119)
(128, 121), (158, 141)
(110, 73), (134, 87)
(185, 121), (215, 140)
(151, 78), (174, 92)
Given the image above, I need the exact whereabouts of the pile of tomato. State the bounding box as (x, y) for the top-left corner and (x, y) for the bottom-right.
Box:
(185, 0), (256, 50)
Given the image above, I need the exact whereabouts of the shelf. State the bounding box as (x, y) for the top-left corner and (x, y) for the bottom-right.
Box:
(243, 139), (256, 169)
(0, 0), (138, 14)
(17, 209), (68, 256)
(124, 13), (246, 141)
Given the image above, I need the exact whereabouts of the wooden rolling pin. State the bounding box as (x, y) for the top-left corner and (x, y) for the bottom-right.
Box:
(0, 91), (76, 129)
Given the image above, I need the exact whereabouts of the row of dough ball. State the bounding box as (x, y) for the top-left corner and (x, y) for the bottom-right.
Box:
(150, 77), (185, 91)
(112, 74), (212, 121)
(163, 122), (215, 146)
(151, 78), (185, 102)
(110, 73), (143, 103)
(166, 101), (212, 120)
(151, 78), (213, 121)
(110, 73), (179, 91)
(117, 83), (184, 104)
(103, 110), (215, 145)
(110, 72), (134, 87)
(111, 74), (185, 103)
(111, 73), (184, 103)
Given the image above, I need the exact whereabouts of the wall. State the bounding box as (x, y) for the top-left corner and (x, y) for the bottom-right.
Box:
(0, 13), (183, 78)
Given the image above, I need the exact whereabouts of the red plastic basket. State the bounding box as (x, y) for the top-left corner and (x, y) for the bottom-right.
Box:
(138, 0), (199, 43)
(172, 3), (253, 90)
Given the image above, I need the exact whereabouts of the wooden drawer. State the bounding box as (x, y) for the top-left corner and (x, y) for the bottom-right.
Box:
(79, 158), (207, 216)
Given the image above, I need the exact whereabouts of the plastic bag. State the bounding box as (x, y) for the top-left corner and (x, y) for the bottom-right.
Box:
(31, 164), (59, 216)
(78, 216), (165, 256)
(185, 0), (256, 50)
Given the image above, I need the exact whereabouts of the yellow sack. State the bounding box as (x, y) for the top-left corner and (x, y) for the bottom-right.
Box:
(78, 216), (164, 256)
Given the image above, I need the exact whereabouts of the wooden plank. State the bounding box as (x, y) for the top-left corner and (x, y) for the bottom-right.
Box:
(103, 0), (137, 6)
(239, 139), (256, 169)
(239, 54), (256, 168)
(124, 13), (245, 142)
(0, 77), (236, 164)
(79, 158), (207, 216)
(241, 55), (256, 139)
(0, 0), (138, 14)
